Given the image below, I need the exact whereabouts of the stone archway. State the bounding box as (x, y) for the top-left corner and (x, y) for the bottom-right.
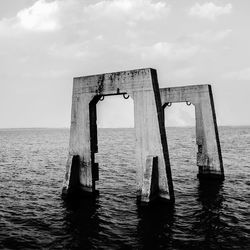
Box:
(62, 68), (175, 203)
(160, 85), (224, 179)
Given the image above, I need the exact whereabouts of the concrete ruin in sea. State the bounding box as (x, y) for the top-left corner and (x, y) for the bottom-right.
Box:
(62, 68), (224, 204)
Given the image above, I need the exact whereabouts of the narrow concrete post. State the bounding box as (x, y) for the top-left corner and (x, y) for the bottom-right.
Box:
(195, 85), (224, 179)
(63, 68), (175, 203)
(160, 85), (224, 180)
(141, 156), (159, 204)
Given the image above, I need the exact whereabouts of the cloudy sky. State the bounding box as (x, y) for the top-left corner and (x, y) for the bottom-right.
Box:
(0, 0), (249, 128)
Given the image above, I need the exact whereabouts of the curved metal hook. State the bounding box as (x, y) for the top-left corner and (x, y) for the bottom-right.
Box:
(186, 101), (191, 106)
(99, 95), (105, 101)
(123, 93), (129, 99)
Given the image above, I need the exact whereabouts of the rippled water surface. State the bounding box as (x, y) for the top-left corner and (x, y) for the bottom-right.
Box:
(0, 127), (249, 249)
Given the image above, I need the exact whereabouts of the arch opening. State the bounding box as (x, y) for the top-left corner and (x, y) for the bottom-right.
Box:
(163, 102), (197, 177)
(90, 95), (136, 197)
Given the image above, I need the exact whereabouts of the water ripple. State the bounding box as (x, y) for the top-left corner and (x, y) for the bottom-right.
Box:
(0, 127), (249, 249)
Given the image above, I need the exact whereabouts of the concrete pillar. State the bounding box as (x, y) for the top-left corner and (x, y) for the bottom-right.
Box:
(194, 86), (224, 179)
(160, 85), (224, 180)
(62, 68), (175, 203)
(141, 156), (159, 204)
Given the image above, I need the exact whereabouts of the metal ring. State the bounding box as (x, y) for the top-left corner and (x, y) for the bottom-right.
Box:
(99, 95), (104, 101)
(166, 102), (172, 107)
(186, 101), (191, 106)
(123, 93), (129, 99)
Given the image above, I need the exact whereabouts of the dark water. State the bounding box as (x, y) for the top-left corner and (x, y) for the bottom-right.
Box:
(0, 127), (249, 249)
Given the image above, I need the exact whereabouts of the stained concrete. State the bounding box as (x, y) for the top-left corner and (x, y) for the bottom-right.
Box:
(160, 84), (224, 179)
(141, 156), (159, 204)
(62, 68), (175, 203)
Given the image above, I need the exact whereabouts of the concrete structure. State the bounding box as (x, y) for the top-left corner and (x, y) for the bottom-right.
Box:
(62, 68), (224, 204)
(160, 85), (224, 179)
(141, 156), (159, 204)
(62, 68), (175, 203)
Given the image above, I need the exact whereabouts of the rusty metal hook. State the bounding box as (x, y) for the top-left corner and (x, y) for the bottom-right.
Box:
(99, 95), (104, 101)
(186, 101), (191, 106)
(123, 93), (129, 99)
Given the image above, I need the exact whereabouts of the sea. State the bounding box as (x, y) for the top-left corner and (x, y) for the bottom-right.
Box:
(0, 127), (249, 249)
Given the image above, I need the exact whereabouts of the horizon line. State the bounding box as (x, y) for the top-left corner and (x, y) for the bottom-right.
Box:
(0, 125), (250, 130)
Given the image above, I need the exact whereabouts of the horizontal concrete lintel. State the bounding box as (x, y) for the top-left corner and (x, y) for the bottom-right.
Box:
(160, 84), (210, 92)
(73, 68), (155, 80)
(72, 68), (157, 95)
(72, 87), (154, 96)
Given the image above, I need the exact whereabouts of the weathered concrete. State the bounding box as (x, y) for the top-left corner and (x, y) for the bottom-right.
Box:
(141, 156), (159, 204)
(160, 84), (224, 179)
(63, 68), (175, 203)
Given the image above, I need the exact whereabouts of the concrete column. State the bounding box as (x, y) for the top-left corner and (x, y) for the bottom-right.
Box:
(194, 86), (224, 179)
(62, 92), (96, 196)
(141, 156), (159, 204)
(133, 88), (174, 201)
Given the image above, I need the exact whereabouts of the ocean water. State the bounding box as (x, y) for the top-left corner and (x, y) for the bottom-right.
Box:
(0, 127), (249, 249)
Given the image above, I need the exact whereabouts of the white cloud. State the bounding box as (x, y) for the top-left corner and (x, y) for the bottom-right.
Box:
(189, 2), (232, 20)
(223, 67), (250, 81)
(48, 41), (95, 59)
(0, 0), (169, 37)
(141, 42), (201, 61)
(16, 0), (59, 31)
(172, 67), (196, 79)
(85, 0), (169, 23)
(190, 29), (232, 42)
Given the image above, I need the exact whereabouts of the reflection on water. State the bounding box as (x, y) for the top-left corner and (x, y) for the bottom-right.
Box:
(62, 196), (100, 250)
(194, 180), (225, 249)
(60, 181), (227, 249)
(137, 202), (175, 249)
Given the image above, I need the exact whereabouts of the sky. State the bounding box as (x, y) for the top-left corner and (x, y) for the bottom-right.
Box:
(0, 0), (249, 128)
